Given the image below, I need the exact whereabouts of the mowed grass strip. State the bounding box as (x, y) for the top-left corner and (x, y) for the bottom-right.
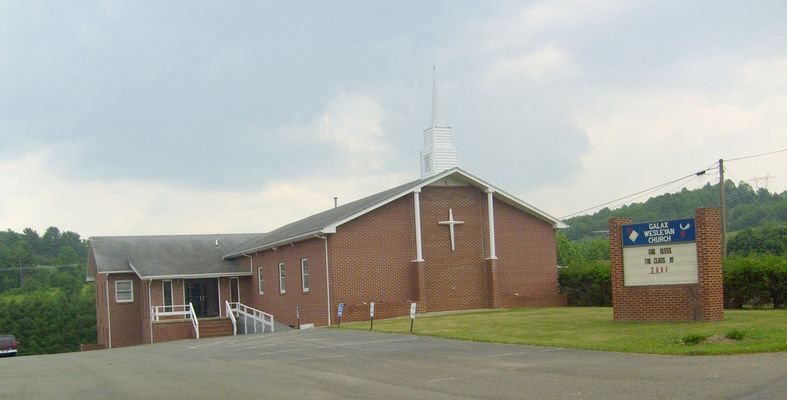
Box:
(339, 307), (787, 355)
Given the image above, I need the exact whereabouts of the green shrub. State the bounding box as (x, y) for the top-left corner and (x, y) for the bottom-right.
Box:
(725, 329), (746, 340)
(724, 254), (786, 309)
(558, 261), (611, 306)
(681, 333), (709, 345)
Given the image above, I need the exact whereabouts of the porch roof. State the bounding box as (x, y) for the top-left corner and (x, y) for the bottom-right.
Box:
(90, 233), (260, 279)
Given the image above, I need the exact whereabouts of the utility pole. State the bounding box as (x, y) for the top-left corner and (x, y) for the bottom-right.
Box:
(719, 158), (726, 259)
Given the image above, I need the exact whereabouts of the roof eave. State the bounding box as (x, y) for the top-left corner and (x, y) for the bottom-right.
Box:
(223, 230), (325, 259)
(137, 271), (254, 280)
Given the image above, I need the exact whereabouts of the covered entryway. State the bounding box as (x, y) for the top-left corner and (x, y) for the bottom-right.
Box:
(185, 278), (219, 318)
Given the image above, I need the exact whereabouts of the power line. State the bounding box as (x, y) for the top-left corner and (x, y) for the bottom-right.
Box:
(726, 148), (787, 163)
(560, 166), (715, 219)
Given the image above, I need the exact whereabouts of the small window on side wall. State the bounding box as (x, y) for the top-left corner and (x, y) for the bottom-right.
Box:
(115, 280), (134, 303)
(301, 258), (309, 293)
(278, 262), (286, 294)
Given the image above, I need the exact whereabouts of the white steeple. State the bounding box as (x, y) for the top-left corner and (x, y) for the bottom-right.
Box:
(420, 67), (460, 178)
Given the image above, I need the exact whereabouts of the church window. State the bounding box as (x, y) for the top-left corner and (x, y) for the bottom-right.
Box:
(258, 267), (264, 295)
(163, 280), (173, 311)
(278, 262), (286, 294)
(115, 280), (133, 303)
(301, 258), (309, 293)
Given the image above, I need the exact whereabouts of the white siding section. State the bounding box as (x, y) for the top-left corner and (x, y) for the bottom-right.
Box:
(421, 126), (460, 178)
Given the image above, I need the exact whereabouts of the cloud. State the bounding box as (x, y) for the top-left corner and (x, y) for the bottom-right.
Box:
(523, 56), (787, 218)
(0, 146), (411, 238)
(489, 45), (573, 81)
(316, 93), (392, 171)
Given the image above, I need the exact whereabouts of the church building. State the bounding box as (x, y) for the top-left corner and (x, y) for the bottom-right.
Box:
(86, 77), (567, 348)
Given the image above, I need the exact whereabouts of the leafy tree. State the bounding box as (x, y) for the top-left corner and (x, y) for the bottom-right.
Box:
(727, 225), (786, 256)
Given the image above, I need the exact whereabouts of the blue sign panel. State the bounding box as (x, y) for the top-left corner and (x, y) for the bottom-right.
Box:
(337, 302), (344, 317)
(621, 218), (696, 247)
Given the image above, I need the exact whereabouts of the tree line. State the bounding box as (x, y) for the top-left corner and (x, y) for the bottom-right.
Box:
(0, 227), (95, 355)
(563, 181), (786, 241)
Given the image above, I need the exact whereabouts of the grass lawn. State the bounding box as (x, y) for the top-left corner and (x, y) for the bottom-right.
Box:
(339, 307), (787, 355)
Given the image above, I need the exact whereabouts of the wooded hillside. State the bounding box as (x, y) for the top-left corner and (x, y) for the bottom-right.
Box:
(563, 181), (786, 240)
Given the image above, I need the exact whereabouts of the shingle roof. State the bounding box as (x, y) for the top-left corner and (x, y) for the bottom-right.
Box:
(90, 233), (261, 278)
(224, 168), (568, 258)
(223, 177), (426, 258)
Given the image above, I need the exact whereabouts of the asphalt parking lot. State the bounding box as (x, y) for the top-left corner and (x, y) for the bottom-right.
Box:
(1, 328), (785, 399)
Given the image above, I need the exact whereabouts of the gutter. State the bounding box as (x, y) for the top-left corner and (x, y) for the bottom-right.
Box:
(223, 230), (324, 259)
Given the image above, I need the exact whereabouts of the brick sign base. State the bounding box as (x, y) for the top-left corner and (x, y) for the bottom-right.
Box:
(609, 208), (724, 321)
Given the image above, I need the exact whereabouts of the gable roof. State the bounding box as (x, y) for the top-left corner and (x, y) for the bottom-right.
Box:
(224, 168), (566, 258)
(90, 233), (260, 279)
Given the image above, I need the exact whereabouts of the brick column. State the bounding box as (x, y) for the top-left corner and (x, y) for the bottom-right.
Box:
(609, 217), (631, 321)
(485, 258), (500, 308)
(695, 208), (724, 320)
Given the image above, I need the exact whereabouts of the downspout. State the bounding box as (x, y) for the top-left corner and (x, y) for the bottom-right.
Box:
(148, 279), (153, 344)
(244, 254), (253, 274)
(217, 277), (222, 317)
(321, 234), (332, 326)
(244, 254), (254, 302)
(105, 276), (112, 349)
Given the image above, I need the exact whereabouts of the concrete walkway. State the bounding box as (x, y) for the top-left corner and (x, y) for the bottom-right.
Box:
(1, 328), (784, 399)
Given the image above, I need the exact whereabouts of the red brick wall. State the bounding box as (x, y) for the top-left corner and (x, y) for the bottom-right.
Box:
(494, 199), (565, 307)
(329, 186), (563, 323)
(330, 193), (418, 322)
(246, 237), (328, 327)
(93, 268), (108, 348)
(103, 273), (143, 347)
(610, 208), (724, 321)
(153, 321), (195, 343)
(419, 187), (487, 311)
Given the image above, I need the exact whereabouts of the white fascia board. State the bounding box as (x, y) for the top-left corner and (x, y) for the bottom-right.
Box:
(127, 262), (144, 280)
(323, 167), (567, 231)
(223, 230), (323, 259)
(140, 271), (253, 280)
(447, 169), (568, 229)
(99, 270), (135, 275)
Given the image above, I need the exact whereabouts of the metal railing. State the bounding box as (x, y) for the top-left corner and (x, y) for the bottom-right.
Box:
(152, 304), (191, 321)
(225, 301), (237, 336)
(188, 302), (200, 339)
(228, 302), (275, 333)
(151, 303), (200, 339)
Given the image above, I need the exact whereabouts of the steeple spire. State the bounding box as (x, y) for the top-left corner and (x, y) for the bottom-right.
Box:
(431, 66), (441, 127)
(420, 67), (460, 178)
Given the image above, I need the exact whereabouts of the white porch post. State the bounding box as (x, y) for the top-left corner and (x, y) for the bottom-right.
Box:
(486, 189), (497, 259)
(413, 189), (424, 261)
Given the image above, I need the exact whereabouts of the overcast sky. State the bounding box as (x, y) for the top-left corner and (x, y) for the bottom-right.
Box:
(1, 0), (786, 237)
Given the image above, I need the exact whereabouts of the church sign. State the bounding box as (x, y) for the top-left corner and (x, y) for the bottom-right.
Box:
(621, 218), (698, 286)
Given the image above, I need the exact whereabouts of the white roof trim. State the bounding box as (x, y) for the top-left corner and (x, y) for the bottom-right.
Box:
(223, 230), (323, 259)
(140, 271), (254, 280)
(323, 168), (567, 232)
(98, 270), (135, 275)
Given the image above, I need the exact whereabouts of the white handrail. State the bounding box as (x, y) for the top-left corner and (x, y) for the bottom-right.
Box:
(188, 302), (200, 339)
(152, 304), (192, 321)
(229, 302), (275, 333)
(225, 301), (237, 336)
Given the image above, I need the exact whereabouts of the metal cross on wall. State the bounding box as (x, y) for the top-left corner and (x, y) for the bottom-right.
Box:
(438, 208), (465, 251)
